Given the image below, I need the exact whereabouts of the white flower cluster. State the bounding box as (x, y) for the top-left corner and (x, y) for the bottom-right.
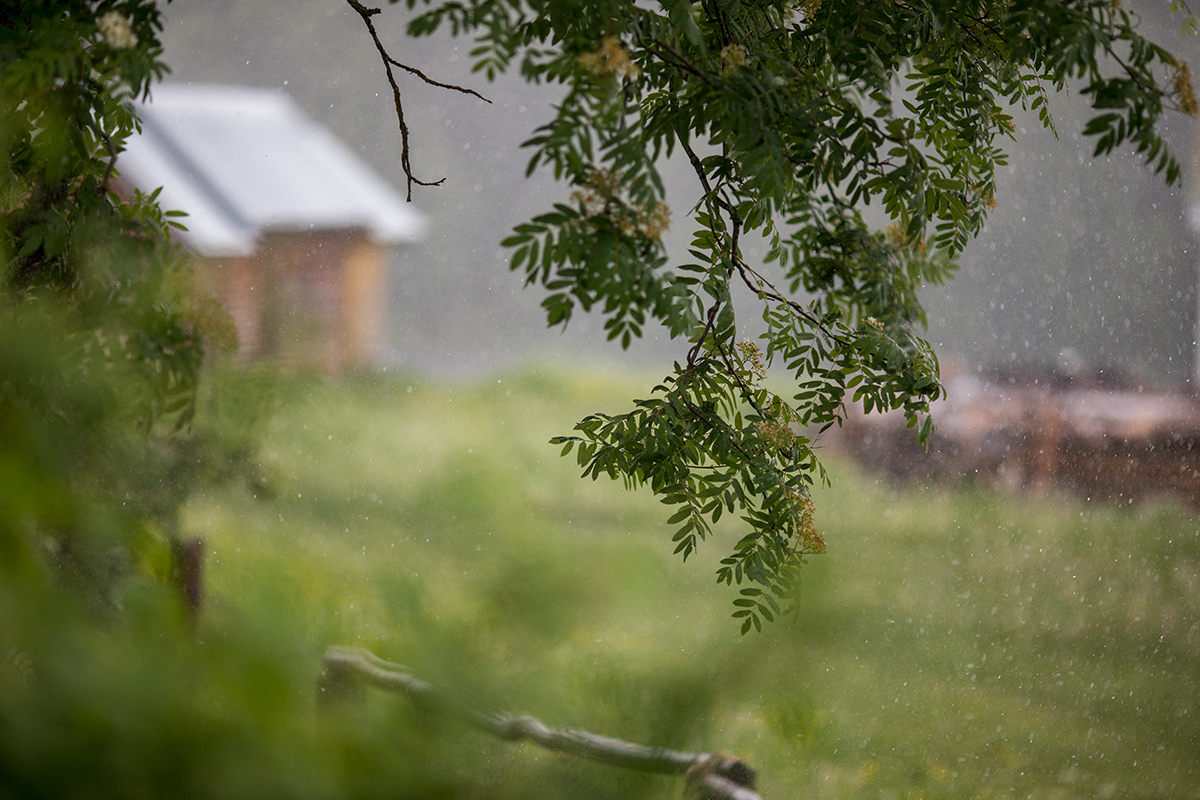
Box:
(97, 11), (138, 50)
(719, 44), (746, 76)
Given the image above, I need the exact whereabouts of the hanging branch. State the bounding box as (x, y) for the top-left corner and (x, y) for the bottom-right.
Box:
(320, 646), (764, 800)
(345, 0), (490, 200)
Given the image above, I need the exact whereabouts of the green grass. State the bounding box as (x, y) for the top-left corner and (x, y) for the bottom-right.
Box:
(791, 480), (1199, 799)
(9, 365), (1193, 799)
(176, 366), (1200, 799)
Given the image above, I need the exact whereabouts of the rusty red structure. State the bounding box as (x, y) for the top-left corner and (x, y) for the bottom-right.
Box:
(835, 364), (1200, 506)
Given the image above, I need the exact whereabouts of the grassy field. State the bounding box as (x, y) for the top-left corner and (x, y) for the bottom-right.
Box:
(176, 366), (1200, 800)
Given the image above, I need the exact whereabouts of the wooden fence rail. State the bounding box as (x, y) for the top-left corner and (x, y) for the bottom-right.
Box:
(320, 646), (763, 800)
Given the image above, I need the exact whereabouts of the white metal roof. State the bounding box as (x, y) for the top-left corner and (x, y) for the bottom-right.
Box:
(117, 84), (426, 257)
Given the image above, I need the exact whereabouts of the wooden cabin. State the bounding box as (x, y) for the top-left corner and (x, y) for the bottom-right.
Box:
(117, 85), (425, 371)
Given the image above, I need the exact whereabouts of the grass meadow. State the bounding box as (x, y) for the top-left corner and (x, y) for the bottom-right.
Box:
(7, 365), (1186, 798)
(165, 366), (1200, 800)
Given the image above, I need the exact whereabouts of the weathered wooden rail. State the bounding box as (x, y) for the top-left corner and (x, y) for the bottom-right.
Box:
(320, 646), (763, 800)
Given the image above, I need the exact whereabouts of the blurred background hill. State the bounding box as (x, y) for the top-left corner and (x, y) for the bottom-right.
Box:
(156, 0), (1200, 382)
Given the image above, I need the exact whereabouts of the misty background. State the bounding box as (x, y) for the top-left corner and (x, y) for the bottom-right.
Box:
(156, 0), (1200, 383)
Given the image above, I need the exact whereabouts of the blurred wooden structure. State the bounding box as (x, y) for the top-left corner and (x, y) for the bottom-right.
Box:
(835, 365), (1200, 507)
(117, 85), (425, 371)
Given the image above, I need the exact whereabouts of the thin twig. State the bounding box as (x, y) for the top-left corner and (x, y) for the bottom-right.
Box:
(385, 55), (491, 103)
(345, 0), (490, 200)
(687, 300), (723, 367)
(680, 136), (714, 198)
(321, 646), (763, 800)
(98, 126), (117, 196)
(642, 39), (721, 88)
(677, 397), (758, 462)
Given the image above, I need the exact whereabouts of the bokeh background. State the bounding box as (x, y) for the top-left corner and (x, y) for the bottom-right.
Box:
(4, 3), (1199, 799)
(155, 0), (1200, 383)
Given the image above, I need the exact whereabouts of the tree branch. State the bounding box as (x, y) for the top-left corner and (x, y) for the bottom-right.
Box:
(679, 136), (714, 197)
(320, 646), (763, 800)
(385, 55), (491, 103)
(345, 0), (490, 200)
(97, 126), (117, 196)
(687, 300), (722, 367)
(641, 39), (721, 89)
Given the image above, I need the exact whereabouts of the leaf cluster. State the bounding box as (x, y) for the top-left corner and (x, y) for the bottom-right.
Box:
(391, 0), (1191, 629)
(0, 1), (243, 605)
(1, 1), (209, 429)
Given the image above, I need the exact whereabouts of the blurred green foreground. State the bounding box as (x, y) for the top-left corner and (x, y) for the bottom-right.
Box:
(2, 366), (1198, 799)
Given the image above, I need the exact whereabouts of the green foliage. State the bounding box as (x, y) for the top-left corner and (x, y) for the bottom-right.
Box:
(396, 0), (1193, 627)
(4, 368), (1197, 798)
(0, 2), (242, 604)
